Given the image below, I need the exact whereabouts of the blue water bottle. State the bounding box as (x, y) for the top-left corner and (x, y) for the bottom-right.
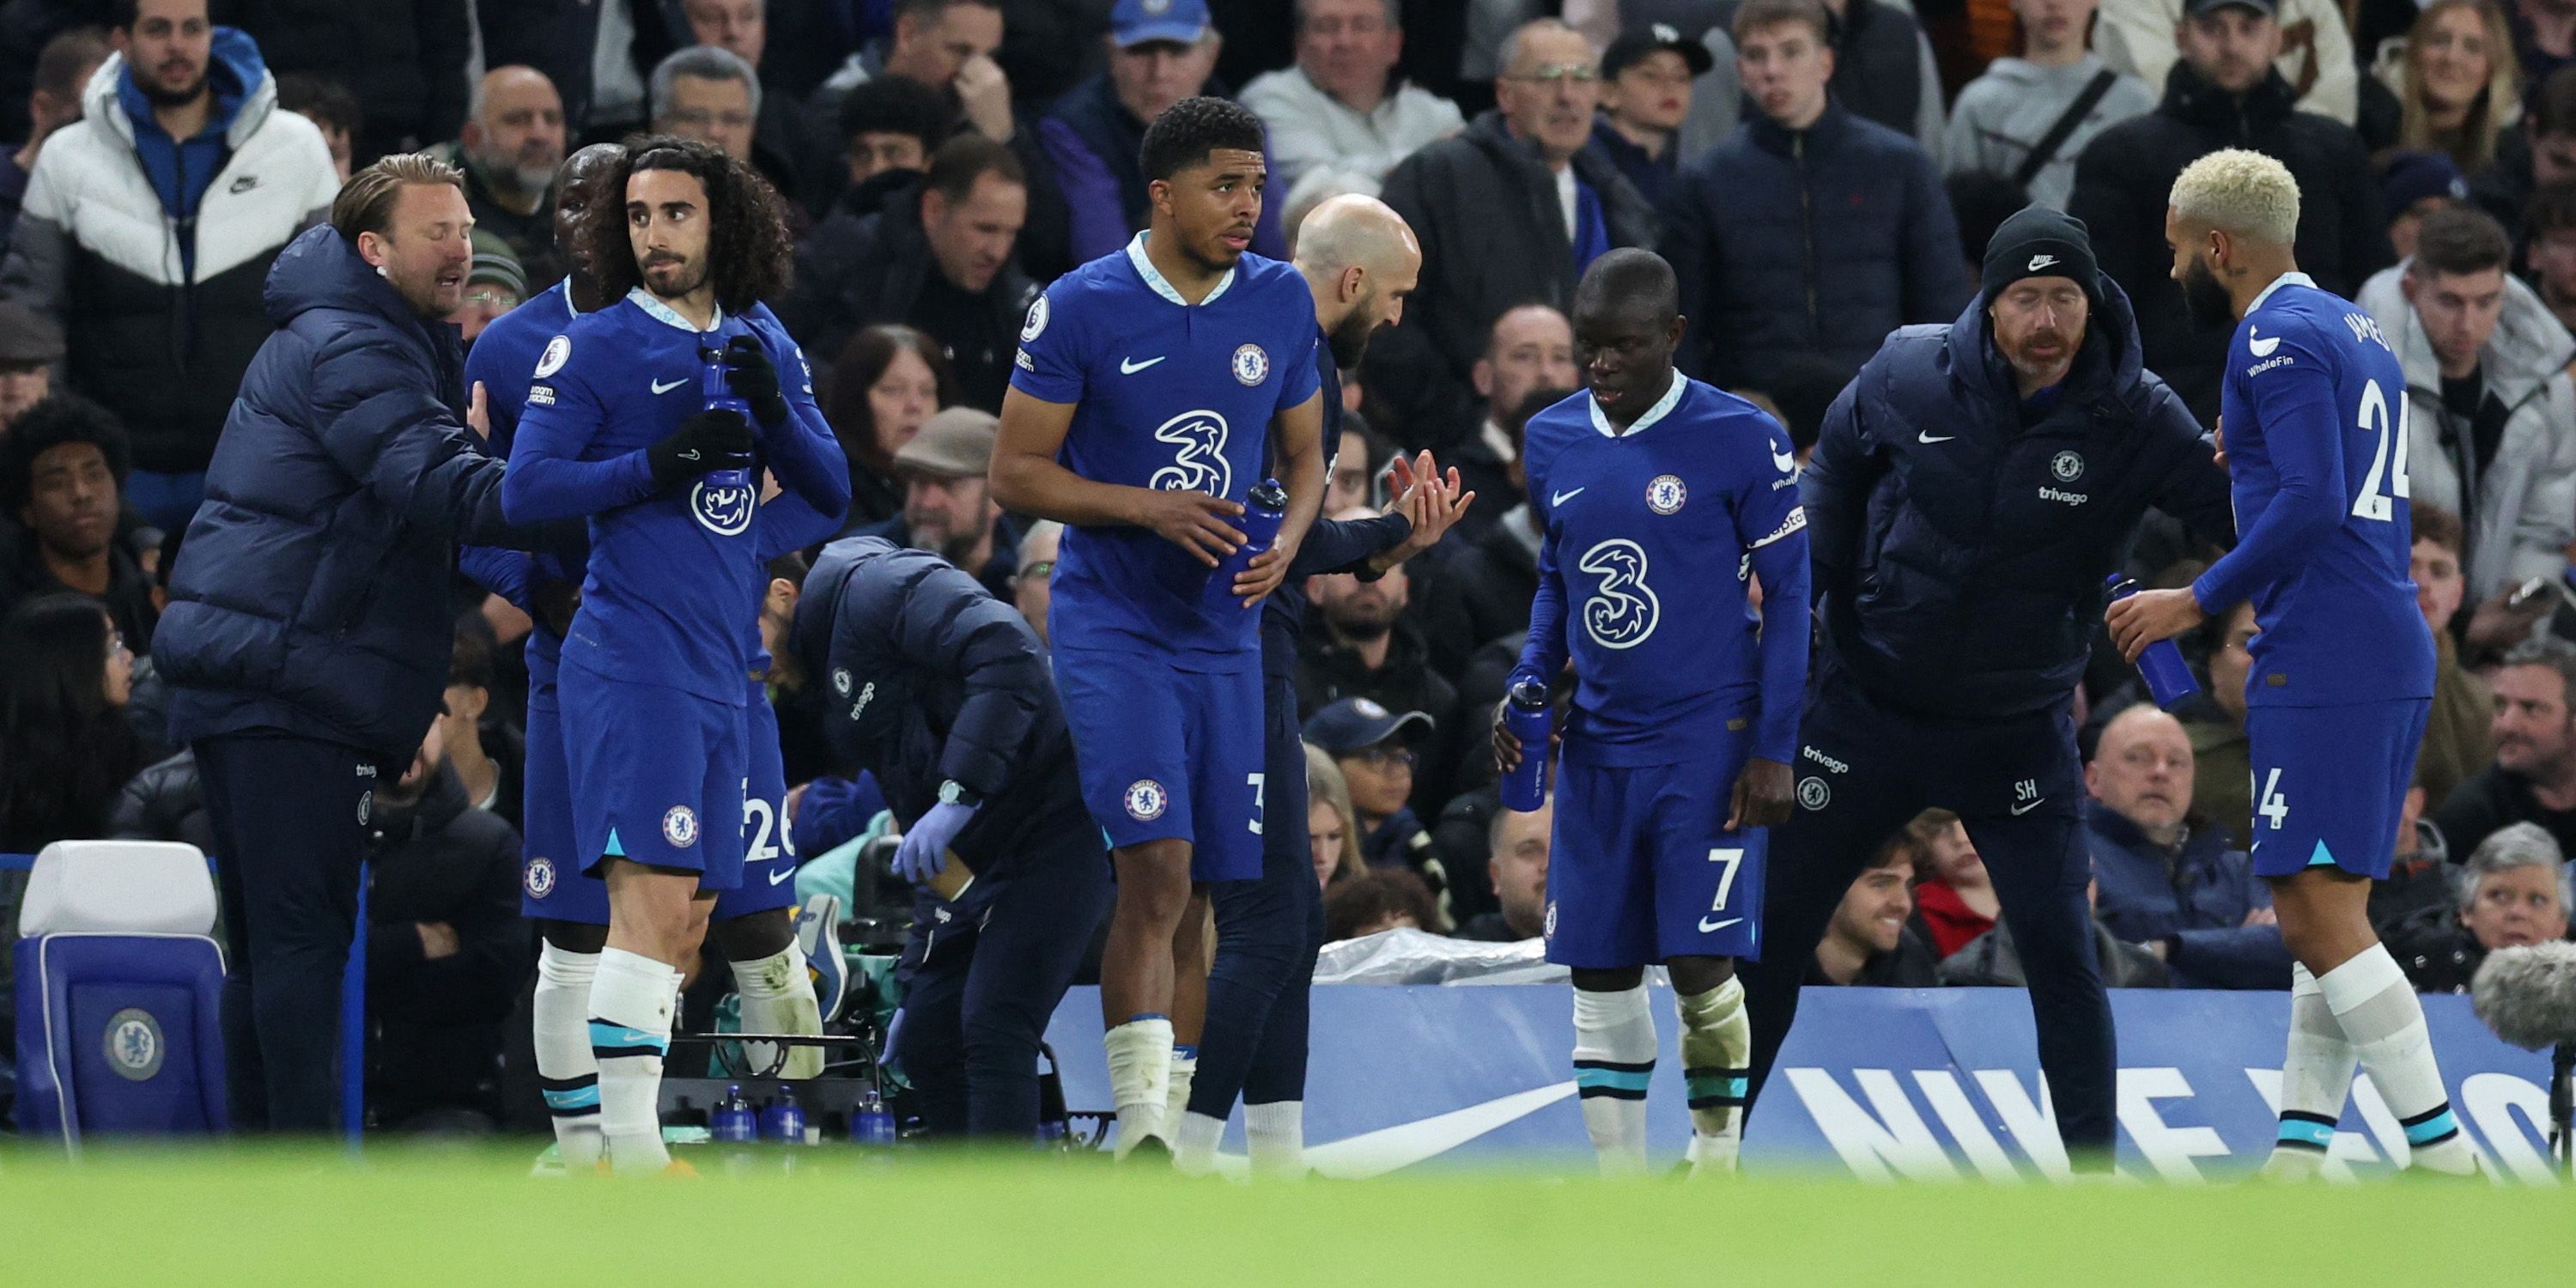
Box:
(710, 1083), (756, 1143)
(759, 1085), (807, 1145)
(853, 1088), (897, 1147)
(1206, 477), (1289, 609)
(1500, 677), (1552, 812)
(2105, 575), (2202, 708)
(698, 343), (755, 494)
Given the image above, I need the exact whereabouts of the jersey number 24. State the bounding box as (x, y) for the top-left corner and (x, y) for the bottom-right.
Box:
(2351, 379), (2410, 523)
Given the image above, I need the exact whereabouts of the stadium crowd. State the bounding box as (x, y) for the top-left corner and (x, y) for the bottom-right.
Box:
(0, 0), (2573, 1136)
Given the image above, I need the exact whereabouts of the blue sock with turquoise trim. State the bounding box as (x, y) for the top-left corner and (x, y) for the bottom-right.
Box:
(590, 946), (680, 1175)
(1676, 975), (1750, 1170)
(2318, 945), (2476, 1176)
(2262, 963), (2354, 1180)
(1571, 984), (1656, 1177)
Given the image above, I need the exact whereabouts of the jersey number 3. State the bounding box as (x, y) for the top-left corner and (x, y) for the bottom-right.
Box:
(2351, 378), (2411, 523)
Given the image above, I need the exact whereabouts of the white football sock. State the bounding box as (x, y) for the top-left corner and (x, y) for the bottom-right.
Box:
(2319, 945), (2477, 1176)
(1244, 1100), (1306, 1179)
(1163, 1047), (1198, 1143)
(533, 942), (604, 1170)
(590, 947), (679, 1176)
(2262, 963), (2354, 1182)
(1103, 1016), (1174, 1158)
(1572, 984), (1656, 1179)
(1676, 975), (1751, 1163)
(732, 940), (823, 1079)
(1172, 1110), (1226, 1177)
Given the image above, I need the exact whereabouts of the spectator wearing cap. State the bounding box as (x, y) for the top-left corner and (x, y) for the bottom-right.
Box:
(0, 27), (109, 253)
(848, 406), (1023, 598)
(2069, 0), (2392, 424)
(1241, 0), (1465, 213)
(2357, 207), (2576, 616)
(784, 133), (1036, 411)
(1941, 0), (2154, 210)
(1039, 0), (1290, 266)
(0, 392), (155, 653)
(0, 298), (62, 434)
(1590, 21), (1711, 211)
(2092, 0), (2360, 125)
(1665, 0), (1969, 392)
(1302, 696), (1441, 876)
(1374, 19), (1656, 453)
(452, 230), (526, 349)
(0, 3), (341, 533)
(2528, 179), (2576, 331)
(1297, 504), (1463, 812)
(2384, 149), (2472, 259)
(445, 66), (567, 293)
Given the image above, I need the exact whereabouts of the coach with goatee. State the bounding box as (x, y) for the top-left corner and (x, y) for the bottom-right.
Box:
(1735, 206), (2236, 1167)
(155, 153), (545, 1134)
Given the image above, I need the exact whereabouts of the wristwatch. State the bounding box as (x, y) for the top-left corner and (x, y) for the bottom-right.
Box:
(938, 780), (984, 809)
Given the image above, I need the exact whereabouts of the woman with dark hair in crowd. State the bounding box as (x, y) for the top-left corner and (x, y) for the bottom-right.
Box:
(0, 592), (151, 852)
(823, 324), (960, 527)
(2382, 0), (2524, 173)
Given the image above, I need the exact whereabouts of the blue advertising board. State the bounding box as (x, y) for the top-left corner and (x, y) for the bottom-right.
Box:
(1042, 986), (2561, 1181)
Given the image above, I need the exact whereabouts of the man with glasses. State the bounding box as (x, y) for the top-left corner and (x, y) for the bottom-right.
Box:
(1376, 18), (1656, 455)
(1305, 696), (1439, 872)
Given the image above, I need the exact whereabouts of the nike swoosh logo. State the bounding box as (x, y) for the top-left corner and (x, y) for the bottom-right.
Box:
(650, 376), (687, 394)
(1917, 432), (1955, 444)
(598, 1027), (659, 1046)
(1699, 916), (1743, 933)
(2010, 797), (2046, 816)
(1771, 449), (1797, 473)
(2247, 331), (2281, 358)
(768, 867), (796, 886)
(1120, 355), (1166, 374)
(677, 449), (700, 461)
(1551, 487), (1585, 507)
(1202, 1081), (1577, 1181)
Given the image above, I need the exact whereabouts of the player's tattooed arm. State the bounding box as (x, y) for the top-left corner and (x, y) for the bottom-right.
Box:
(991, 387), (1247, 565)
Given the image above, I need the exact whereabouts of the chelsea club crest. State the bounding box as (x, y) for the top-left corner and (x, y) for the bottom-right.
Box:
(1646, 474), (1687, 514)
(1230, 343), (1269, 386)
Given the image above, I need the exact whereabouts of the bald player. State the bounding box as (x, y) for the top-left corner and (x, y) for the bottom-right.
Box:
(2110, 149), (2476, 1179)
(1170, 195), (1473, 1176)
(1496, 248), (1810, 1177)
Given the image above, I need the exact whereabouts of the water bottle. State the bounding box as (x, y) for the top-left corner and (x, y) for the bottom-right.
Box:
(759, 1084), (807, 1145)
(698, 343), (754, 494)
(2105, 575), (2202, 708)
(1206, 477), (1289, 610)
(710, 1083), (757, 1144)
(853, 1088), (897, 1147)
(1500, 677), (1552, 811)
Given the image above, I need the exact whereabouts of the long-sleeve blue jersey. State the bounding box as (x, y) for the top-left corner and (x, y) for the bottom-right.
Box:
(1516, 376), (1812, 765)
(504, 288), (848, 703)
(2191, 272), (2433, 707)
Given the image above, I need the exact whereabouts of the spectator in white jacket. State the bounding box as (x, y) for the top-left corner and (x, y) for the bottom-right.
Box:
(1942, 0), (2154, 209)
(2356, 206), (2576, 623)
(2093, 0), (2360, 124)
(1240, 0), (1464, 210)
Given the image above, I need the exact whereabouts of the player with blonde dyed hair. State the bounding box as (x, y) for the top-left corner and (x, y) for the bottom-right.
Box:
(2111, 146), (2482, 1180)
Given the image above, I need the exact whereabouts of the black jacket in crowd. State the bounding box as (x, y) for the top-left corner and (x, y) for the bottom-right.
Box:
(2068, 64), (2393, 424)
(1803, 275), (2236, 719)
(2429, 762), (2576, 868)
(1375, 111), (1658, 454)
(108, 747), (216, 857)
(1296, 619), (1464, 817)
(362, 761), (527, 1127)
(1413, 513), (1540, 678)
(781, 176), (1040, 411)
(221, 0), (471, 160)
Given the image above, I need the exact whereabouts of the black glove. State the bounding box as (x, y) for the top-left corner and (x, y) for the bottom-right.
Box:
(721, 335), (791, 428)
(647, 408), (756, 489)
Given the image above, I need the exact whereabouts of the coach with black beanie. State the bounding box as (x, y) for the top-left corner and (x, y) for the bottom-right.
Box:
(155, 154), (544, 1133)
(1735, 205), (2237, 1164)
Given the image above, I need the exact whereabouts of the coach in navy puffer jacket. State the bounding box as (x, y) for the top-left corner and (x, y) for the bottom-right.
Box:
(1803, 267), (2236, 720)
(1663, 98), (1970, 392)
(158, 220), (531, 770)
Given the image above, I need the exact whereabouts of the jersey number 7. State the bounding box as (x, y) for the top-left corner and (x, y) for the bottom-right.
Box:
(2351, 379), (2411, 523)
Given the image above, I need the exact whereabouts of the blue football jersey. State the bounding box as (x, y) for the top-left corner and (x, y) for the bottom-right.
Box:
(465, 279), (583, 680)
(2193, 273), (2434, 707)
(506, 289), (828, 705)
(1011, 233), (1321, 662)
(1518, 377), (1811, 765)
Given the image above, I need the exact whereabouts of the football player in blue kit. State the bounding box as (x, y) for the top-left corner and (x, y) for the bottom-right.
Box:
(2111, 149), (2478, 1179)
(503, 137), (849, 1176)
(1494, 250), (1811, 1178)
(990, 98), (1328, 1159)
(465, 144), (837, 1170)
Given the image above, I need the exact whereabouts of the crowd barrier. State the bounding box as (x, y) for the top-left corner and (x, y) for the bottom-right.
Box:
(1042, 985), (2562, 1181)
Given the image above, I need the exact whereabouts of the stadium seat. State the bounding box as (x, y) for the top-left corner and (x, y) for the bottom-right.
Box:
(14, 840), (228, 1147)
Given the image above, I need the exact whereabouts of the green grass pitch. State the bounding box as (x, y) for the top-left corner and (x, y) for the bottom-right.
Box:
(1, 1145), (2568, 1285)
